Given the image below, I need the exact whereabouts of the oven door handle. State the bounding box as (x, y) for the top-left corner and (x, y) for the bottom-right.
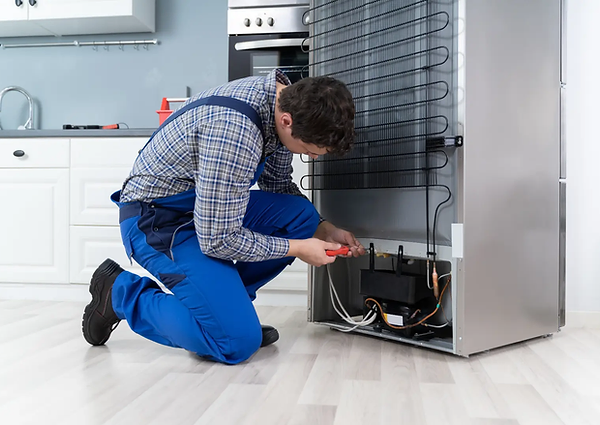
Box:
(234, 38), (307, 51)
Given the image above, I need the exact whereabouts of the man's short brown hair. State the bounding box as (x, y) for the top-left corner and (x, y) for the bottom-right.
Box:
(278, 76), (355, 155)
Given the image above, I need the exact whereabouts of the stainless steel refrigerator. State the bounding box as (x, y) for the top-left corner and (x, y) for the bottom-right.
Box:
(305, 0), (566, 356)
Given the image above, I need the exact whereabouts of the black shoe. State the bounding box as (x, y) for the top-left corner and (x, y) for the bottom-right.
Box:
(82, 258), (124, 346)
(261, 324), (279, 347)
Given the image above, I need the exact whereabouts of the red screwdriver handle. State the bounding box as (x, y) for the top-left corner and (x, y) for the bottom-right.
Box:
(326, 246), (350, 256)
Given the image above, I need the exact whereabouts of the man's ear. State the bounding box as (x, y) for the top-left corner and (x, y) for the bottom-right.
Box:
(280, 112), (293, 129)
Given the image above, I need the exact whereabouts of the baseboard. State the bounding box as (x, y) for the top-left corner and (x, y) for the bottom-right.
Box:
(564, 311), (600, 328)
(0, 283), (309, 307)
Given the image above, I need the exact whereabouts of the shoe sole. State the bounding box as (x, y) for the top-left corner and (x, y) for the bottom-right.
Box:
(82, 258), (121, 346)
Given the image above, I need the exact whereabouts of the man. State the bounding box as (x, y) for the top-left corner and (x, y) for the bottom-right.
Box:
(81, 69), (364, 365)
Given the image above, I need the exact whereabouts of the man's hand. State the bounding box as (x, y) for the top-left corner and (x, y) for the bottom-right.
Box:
(288, 238), (342, 267)
(313, 221), (366, 258)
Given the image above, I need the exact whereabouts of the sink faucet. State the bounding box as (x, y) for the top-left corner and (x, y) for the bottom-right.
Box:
(0, 86), (34, 130)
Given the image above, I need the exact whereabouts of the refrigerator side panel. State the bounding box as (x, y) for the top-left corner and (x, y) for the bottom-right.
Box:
(461, 0), (561, 355)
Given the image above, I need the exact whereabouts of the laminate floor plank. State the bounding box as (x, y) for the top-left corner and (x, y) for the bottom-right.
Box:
(2, 300), (600, 425)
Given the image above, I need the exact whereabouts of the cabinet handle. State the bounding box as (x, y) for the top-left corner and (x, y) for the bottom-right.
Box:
(13, 150), (25, 158)
(15, 0), (23, 6)
(29, 0), (36, 5)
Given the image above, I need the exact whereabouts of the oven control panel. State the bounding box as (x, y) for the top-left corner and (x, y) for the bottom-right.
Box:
(228, 6), (309, 35)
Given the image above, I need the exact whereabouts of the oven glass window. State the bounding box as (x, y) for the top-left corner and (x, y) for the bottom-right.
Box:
(251, 48), (308, 83)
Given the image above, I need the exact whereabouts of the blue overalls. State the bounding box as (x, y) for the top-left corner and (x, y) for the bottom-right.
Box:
(109, 96), (320, 364)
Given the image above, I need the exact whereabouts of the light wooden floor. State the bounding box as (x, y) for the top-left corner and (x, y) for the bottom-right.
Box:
(1, 300), (600, 425)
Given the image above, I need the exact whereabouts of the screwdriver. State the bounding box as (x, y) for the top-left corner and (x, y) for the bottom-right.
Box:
(325, 246), (390, 257)
(325, 246), (380, 257)
(326, 246), (351, 256)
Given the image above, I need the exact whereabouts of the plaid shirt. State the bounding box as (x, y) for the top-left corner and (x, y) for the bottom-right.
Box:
(120, 69), (306, 262)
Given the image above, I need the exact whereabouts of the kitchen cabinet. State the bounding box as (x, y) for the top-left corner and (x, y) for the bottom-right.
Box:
(69, 137), (146, 284)
(0, 136), (310, 292)
(70, 167), (130, 226)
(0, 138), (70, 283)
(70, 137), (144, 226)
(0, 0), (55, 37)
(70, 226), (150, 284)
(0, 1), (28, 21)
(0, 0), (155, 38)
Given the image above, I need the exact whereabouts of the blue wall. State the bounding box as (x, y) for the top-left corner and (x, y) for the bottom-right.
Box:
(0, 0), (228, 130)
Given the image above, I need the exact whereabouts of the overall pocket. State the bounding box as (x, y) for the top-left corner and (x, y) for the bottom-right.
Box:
(138, 206), (194, 260)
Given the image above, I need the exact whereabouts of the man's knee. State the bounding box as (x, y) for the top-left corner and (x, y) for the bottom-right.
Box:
(216, 322), (262, 365)
(222, 325), (262, 364)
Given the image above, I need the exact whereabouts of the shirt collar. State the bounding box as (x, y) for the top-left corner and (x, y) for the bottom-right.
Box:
(263, 69), (291, 156)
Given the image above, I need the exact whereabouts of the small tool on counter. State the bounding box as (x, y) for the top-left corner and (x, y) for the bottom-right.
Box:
(62, 123), (125, 130)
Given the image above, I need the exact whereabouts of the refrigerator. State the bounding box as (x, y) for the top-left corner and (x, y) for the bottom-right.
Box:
(305, 0), (566, 356)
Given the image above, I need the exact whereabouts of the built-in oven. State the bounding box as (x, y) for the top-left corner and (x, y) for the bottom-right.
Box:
(228, 0), (309, 83)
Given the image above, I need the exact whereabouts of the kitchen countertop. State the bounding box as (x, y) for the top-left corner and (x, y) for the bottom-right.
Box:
(0, 128), (156, 138)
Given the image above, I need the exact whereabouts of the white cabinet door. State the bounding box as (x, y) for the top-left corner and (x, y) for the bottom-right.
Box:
(0, 1), (54, 38)
(0, 169), (69, 283)
(29, 0), (155, 35)
(70, 168), (130, 226)
(70, 137), (148, 225)
(0, 0), (28, 21)
(70, 226), (152, 284)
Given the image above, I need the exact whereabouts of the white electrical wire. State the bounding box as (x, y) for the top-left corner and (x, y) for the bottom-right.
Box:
(438, 272), (451, 280)
(424, 322), (449, 328)
(426, 260), (433, 289)
(327, 264), (378, 332)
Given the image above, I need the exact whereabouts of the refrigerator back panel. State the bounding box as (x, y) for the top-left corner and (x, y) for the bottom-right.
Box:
(306, 0), (458, 248)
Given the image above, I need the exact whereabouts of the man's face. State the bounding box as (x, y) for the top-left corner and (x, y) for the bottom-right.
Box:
(276, 111), (329, 159)
(281, 136), (328, 159)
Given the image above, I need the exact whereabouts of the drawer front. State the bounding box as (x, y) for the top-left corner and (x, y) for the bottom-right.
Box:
(70, 226), (152, 284)
(0, 138), (69, 168)
(71, 168), (131, 225)
(71, 137), (148, 168)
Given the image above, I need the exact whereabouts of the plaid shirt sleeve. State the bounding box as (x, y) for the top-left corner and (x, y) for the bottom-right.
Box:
(258, 148), (326, 224)
(257, 148), (304, 196)
(194, 117), (290, 262)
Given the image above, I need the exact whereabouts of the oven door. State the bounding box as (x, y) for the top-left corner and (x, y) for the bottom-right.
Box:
(228, 33), (309, 83)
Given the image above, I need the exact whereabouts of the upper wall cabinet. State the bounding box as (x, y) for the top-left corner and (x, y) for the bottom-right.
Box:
(0, 0), (155, 38)
(0, 1), (55, 37)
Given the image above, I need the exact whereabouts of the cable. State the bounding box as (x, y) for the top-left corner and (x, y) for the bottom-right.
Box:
(424, 322), (449, 328)
(327, 264), (378, 332)
(437, 272), (451, 281)
(365, 275), (451, 330)
(431, 185), (452, 262)
(426, 259), (432, 289)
